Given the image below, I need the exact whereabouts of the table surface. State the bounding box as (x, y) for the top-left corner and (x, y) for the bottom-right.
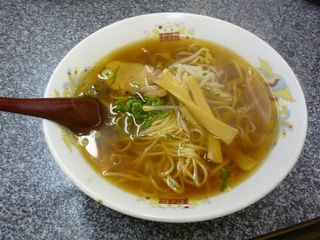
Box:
(0, 0), (319, 239)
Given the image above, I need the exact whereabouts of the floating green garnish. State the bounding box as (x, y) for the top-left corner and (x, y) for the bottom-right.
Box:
(113, 95), (170, 132)
(220, 169), (230, 192)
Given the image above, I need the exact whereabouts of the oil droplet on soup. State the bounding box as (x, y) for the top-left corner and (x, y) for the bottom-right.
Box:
(73, 38), (278, 200)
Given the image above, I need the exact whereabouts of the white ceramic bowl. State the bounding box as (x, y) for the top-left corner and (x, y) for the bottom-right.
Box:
(43, 13), (307, 222)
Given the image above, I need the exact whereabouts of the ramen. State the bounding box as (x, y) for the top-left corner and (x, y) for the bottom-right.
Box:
(72, 38), (278, 200)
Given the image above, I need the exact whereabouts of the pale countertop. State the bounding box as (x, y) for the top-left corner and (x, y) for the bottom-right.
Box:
(0, 0), (319, 239)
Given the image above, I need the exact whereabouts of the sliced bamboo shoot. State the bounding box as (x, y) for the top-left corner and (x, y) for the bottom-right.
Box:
(228, 146), (257, 171)
(186, 75), (223, 162)
(154, 70), (238, 144)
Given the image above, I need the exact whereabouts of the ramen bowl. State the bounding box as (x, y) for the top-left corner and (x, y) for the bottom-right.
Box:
(43, 13), (307, 222)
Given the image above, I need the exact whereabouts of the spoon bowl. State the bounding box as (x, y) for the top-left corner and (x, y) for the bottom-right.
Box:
(0, 97), (105, 135)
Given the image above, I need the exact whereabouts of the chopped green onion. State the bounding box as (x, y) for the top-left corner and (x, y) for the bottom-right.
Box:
(205, 50), (213, 64)
(101, 69), (113, 79)
(220, 169), (230, 192)
(113, 95), (171, 133)
(98, 66), (119, 88)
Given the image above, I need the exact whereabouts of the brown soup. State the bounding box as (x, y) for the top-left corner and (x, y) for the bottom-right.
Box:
(73, 38), (278, 200)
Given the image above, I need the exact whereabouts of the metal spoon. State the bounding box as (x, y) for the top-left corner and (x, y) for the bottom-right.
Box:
(0, 97), (105, 135)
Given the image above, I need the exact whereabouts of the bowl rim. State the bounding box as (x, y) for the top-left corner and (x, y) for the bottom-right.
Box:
(43, 12), (308, 223)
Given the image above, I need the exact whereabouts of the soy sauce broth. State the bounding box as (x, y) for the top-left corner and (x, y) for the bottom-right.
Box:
(73, 38), (278, 200)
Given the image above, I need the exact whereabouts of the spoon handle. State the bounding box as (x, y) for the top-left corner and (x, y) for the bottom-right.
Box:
(0, 97), (104, 134)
